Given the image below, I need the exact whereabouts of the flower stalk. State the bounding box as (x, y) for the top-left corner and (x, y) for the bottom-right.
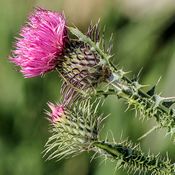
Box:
(109, 72), (175, 134)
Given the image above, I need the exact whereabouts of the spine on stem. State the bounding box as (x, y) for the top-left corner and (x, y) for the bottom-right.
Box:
(109, 71), (175, 138)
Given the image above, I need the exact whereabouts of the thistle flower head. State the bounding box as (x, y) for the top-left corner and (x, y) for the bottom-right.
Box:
(60, 24), (112, 104)
(10, 8), (67, 78)
(47, 102), (64, 123)
(44, 100), (103, 160)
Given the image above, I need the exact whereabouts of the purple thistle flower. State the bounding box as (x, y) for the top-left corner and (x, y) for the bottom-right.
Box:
(10, 8), (67, 78)
(47, 102), (65, 123)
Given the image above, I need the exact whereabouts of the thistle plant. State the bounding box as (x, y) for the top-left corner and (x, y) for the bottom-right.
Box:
(9, 7), (175, 175)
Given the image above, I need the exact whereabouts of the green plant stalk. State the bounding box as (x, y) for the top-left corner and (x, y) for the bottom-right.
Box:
(109, 72), (175, 135)
(93, 141), (175, 175)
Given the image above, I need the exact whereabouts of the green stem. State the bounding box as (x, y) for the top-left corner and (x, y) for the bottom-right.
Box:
(93, 141), (175, 174)
(109, 72), (175, 132)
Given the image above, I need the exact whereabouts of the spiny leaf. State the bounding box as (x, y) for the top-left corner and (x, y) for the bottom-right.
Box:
(94, 141), (175, 175)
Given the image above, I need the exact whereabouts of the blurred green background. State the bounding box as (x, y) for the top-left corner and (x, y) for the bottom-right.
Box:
(1, 0), (175, 174)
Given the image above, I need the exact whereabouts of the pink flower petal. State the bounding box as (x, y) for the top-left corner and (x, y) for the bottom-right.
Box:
(10, 8), (67, 78)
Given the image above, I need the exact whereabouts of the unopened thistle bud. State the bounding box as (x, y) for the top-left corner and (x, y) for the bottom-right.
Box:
(47, 102), (64, 123)
(44, 100), (101, 160)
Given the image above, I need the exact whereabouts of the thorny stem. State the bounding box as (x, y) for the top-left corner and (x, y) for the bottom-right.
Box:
(115, 73), (170, 113)
(93, 141), (175, 175)
(109, 73), (175, 131)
